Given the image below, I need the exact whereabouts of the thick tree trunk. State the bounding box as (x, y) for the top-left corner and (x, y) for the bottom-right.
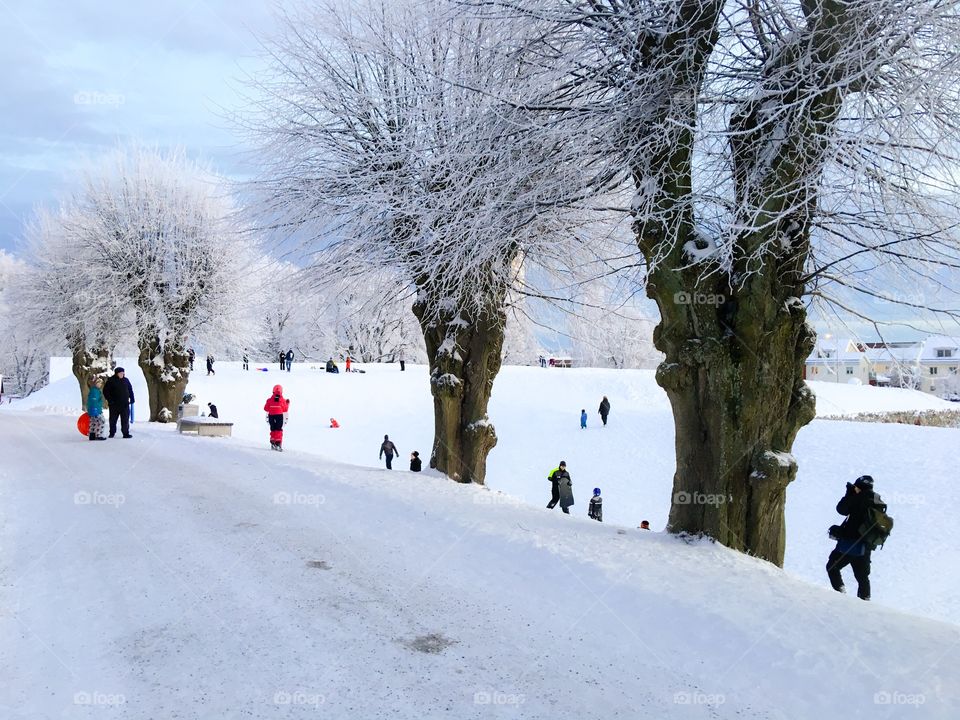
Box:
(137, 334), (191, 422)
(412, 296), (505, 485)
(71, 343), (112, 410)
(648, 253), (817, 566)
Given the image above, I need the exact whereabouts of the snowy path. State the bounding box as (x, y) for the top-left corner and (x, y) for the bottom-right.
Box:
(2, 413), (959, 719)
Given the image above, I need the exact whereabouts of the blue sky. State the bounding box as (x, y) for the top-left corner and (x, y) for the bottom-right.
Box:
(0, 0), (274, 252)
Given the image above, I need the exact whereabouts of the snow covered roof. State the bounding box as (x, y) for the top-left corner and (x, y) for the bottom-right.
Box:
(919, 336), (960, 361)
(806, 336), (960, 366)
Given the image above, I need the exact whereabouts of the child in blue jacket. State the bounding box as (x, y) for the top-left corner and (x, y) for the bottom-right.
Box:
(580, 409), (587, 429)
(87, 377), (106, 441)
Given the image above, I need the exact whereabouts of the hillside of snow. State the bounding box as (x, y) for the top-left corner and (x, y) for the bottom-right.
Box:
(2, 411), (959, 719)
(8, 360), (960, 631)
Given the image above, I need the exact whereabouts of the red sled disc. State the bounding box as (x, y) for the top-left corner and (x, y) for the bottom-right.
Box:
(77, 413), (90, 436)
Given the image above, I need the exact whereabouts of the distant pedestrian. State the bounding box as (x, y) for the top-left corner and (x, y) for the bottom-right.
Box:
(546, 461), (573, 514)
(279, 350), (286, 371)
(325, 358), (339, 374)
(399, 348), (406, 372)
(639, 520), (651, 530)
(242, 351), (249, 371)
(380, 434), (399, 469)
(206, 354), (215, 376)
(86, 377), (107, 441)
(345, 356), (352, 373)
(188, 347), (195, 371)
(103, 367), (134, 439)
(329, 418), (340, 428)
(207, 402), (219, 419)
(286, 349), (294, 372)
(539, 355), (546, 368)
(598, 396), (610, 426)
(410, 451), (422, 472)
(588, 487), (603, 522)
(580, 409), (587, 429)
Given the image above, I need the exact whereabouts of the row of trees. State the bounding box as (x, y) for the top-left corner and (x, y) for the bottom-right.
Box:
(244, 0), (960, 566)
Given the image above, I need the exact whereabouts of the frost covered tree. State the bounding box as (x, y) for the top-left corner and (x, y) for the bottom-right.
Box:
(0, 250), (55, 398)
(247, 1), (595, 482)
(59, 146), (260, 421)
(490, 0), (960, 563)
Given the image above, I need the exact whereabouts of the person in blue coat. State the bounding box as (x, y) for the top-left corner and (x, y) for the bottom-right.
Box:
(86, 377), (107, 441)
(580, 409), (587, 429)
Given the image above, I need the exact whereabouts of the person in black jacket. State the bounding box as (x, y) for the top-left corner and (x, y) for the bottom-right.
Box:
(826, 475), (877, 600)
(598, 396), (611, 426)
(546, 461), (571, 513)
(103, 367), (134, 439)
(380, 434), (398, 469)
(410, 451), (422, 472)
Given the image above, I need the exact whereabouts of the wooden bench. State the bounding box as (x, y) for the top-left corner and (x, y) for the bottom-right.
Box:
(178, 417), (234, 437)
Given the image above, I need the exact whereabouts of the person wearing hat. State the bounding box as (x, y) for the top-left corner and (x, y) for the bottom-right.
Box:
(546, 461), (572, 513)
(103, 367), (135, 439)
(588, 487), (603, 522)
(826, 475), (877, 600)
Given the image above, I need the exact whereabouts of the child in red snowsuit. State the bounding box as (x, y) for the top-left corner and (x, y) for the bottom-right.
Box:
(264, 384), (290, 451)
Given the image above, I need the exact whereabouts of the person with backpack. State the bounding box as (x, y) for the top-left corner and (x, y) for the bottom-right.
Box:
(380, 435), (399, 469)
(826, 475), (892, 601)
(598, 396), (611, 426)
(546, 461), (573, 514)
(580, 409), (588, 429)
(588, 487), (603, 522)
(263, 384), (290, 451)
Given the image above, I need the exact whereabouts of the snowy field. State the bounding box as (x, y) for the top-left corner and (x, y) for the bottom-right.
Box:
(3, 361), (960, 718)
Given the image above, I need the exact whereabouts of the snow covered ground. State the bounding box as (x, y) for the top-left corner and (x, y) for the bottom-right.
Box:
(3, 361), (959, 717)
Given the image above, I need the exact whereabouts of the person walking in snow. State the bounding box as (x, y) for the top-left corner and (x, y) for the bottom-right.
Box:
(345, 356), (352, 373)
(86, 377), (106, 441)
(588, 487), (603, 522)
(410, 451), (422, 472)
(103, 367), (134, 439)
(826, 475), (881, 601)
(279, 350), (286, 371)
(598, 396), (610, 426)
(242, 351), (249, 371)
(206, 354), (215, 376)
(398, 348), (406, 372)
(580, 409), (588, 429)
(546, 461), (573, 513)
(286, 349), (294, 372)
(207, 402), (219, 419)
(380, 434), (399, 469)
(187, 347), (195, 371)
(264, 384), (290, 451)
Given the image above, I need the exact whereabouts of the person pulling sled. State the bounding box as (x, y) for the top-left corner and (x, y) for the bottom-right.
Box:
(264, 384), (290, 451)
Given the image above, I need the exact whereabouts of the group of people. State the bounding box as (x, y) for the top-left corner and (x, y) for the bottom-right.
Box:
(85, 367), (135, 440)
(279, 349), (295, 371)
(581, 396), (611, 429)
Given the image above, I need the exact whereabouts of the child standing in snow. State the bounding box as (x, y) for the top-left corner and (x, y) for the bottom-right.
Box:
(410, 451), (422, 472)
(263, 384), (290, 451)
(580, 409), (587, 429)
(589, 488), (603, 522)
(86, 377), (106, 441)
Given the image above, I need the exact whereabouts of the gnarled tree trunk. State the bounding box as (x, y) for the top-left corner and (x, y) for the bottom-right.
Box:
(413, 292), (506, 484)
(137, 331), (191, 422)
(71, 342), (112, 410)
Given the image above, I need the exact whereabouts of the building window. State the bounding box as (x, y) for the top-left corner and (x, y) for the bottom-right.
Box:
(846, 367), (854, 375)
(936, 349), (953, 358)
(930, 367), (938, 375)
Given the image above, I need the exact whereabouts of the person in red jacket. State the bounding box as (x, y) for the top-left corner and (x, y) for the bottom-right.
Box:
(263, 384), (290, 451)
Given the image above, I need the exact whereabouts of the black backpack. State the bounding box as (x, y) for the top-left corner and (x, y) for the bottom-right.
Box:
(857, 496), (894, 550)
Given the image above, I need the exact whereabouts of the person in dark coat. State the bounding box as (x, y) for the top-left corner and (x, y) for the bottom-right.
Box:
(207, 402), (219, 419)
(103, 367), (134, 438)
(588, 487), (602, 521)
(279, 350), (286, 371)
(598, 396), (611, 426)
(546, 461), (571, 513)
(410, 451), (422, 472)
(242, 351), (249, 371)
(826, 475), (878, 600)
(206, 355), (215, 376)
(285, 349), (294, 372)
(187, 347), (195, 371)
(379, 434), (398, 469)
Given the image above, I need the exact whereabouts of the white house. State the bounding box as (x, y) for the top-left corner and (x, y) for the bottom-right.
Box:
(805, 335), (960, 397)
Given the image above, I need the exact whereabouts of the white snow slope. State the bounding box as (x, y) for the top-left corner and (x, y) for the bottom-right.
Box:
(1, 412), (958, 719)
